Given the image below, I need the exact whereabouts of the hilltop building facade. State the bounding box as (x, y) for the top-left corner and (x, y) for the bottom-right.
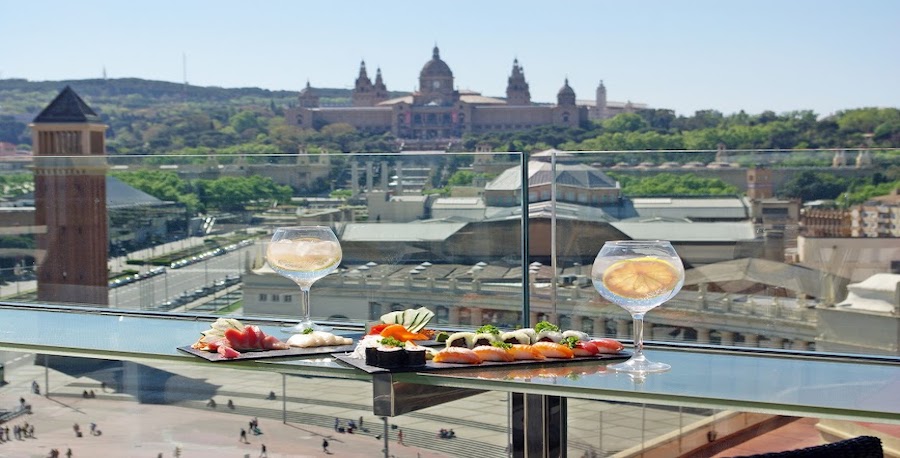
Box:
(286, 47), (643, 140)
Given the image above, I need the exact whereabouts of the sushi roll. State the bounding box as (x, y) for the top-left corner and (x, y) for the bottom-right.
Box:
(445, 332), (476, 348)
(433, 347), (482, 364)
(472, 344), (515, 362)
(375, 345), (407, 368)
(501, 330), (530, 345)
(562, 330), (590, 341)
(518, 328), (538, 344)
(472, 332), (498, 347)
(536, 330), (563, 343)
(364, 346), (379, 366)
(404, 342), (428, 367)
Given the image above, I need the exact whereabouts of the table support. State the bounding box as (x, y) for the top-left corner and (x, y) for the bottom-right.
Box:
(372, 372), (484, 417)
(511, 393), (566, 458)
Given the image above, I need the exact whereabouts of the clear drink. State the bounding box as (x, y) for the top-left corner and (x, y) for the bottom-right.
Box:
(591, 254), (683, 314)
(266, 226), (342, 333)
(591, 240), (684, 373)
(267, 238), (341, 285)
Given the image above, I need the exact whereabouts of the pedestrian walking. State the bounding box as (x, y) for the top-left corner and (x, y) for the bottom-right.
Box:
(240, 428), (248, 443)
(65, 448), (72, 458)
(398, 428), (404, 445)
(334, 417), (339, 431)
(359, 416), (364, 429)
(259, 443), (268, 457)
(322, 438), (329, 453)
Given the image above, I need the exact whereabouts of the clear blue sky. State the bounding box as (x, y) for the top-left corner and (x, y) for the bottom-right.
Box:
(2, 0), (898, 117)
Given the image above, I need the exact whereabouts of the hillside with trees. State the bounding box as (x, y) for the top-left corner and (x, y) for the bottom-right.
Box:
(2, 78), (898, 205)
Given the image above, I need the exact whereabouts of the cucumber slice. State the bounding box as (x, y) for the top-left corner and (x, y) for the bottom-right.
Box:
(379, 307), (434, 333)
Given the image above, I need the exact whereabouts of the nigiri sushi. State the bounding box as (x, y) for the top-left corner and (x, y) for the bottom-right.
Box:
(445, 332), (476, 348)
(562, 330), (590, 341)
(536, 330), (563, 343)
(472, 332), (498, 347)
(508, 344), (545, 360)
(590, 338), (625, 354)
(569, 340), (600, 357)
(472, 345), (515, 362)
(501, 330), (530, 345)
(532, 341), (575, 359)
(433, 347), (481, 364)
(518, 328), (537, 344)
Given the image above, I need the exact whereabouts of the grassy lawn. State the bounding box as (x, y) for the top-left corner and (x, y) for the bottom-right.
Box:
(214, 300), (242, 315)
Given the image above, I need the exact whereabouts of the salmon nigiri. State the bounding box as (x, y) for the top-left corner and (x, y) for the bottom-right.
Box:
(589, 338), (625, 354)
(509, 344), (545, 360)
(433, 347), (482, 364)
(472, 345), (515, 362)
(532, 341), (575, 359)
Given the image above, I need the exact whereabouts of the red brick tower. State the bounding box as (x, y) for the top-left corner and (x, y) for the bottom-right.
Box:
(30, 86), (109, 305)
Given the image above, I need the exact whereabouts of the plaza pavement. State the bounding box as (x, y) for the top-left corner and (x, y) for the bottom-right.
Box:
(0, 360), (448, 458)
(1, 347), (829, 458)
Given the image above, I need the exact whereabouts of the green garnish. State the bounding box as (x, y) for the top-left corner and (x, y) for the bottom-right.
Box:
(476, 324), (501, 335)
(380, 337), (406, 347)
(534, 321), (559, 333)
(302, 327), (315, 334)
(491, 341), (513, 349)
(561, 336), (579, 349)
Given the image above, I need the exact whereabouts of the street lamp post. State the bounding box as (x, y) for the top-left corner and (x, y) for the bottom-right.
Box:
(382, 417), (389, 458)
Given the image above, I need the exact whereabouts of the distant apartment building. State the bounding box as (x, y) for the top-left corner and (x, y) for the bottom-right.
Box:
(285, 46), (645, 140)
(801, 207), (852, 238)
(852, 189), (900, 237)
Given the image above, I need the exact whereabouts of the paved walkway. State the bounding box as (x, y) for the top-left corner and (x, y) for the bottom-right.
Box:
(0, 377), (447, 458)
(3, 348), (832, 458)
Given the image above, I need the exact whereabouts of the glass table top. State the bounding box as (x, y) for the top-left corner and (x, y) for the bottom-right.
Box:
(0, 306), (363, 376)
(402, 348), (900, 423)
(2, 305), (898, 423)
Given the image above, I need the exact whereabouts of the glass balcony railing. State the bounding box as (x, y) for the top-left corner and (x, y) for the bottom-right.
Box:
(1, 148), (898, 457)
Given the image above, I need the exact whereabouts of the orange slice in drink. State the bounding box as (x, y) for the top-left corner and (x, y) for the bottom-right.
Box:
(601, 257), (680, 300)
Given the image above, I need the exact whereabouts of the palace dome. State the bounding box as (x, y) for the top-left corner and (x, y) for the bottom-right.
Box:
(557, 79), (575, 98)
(420, 46), (453, 78)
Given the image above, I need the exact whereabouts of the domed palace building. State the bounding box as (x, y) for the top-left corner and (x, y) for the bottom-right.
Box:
(286, 46), (640, 141)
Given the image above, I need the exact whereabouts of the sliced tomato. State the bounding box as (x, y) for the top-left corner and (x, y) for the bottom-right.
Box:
(369, 323), (390, 335)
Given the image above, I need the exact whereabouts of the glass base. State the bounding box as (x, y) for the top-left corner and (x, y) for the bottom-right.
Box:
(607, 355), (671, 374)
(280, 321), (332, 333)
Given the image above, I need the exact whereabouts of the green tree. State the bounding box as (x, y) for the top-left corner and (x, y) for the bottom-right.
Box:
(779, 171), (850, 201)
(603, 113), (649, 133)
(608, 172), (739, 196)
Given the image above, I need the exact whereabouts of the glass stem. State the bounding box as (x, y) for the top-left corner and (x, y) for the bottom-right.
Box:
(632, 313), (645, 359)
(299, 285), (311, 322)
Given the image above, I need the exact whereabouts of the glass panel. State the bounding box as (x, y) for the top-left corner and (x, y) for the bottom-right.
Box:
(1, 151), (526, 329)
(546, 148), (900, 357)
